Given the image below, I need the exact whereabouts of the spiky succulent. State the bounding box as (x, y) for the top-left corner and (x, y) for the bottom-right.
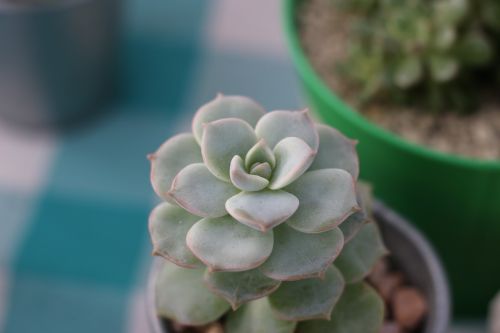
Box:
(334, 0), (500, 111)
(148, 95), (387, 333)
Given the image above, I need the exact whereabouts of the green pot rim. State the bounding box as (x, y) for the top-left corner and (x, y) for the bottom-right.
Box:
(282, 0), (500, 170)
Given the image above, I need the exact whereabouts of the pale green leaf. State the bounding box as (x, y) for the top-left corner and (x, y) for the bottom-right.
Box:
(261, 225), (344, 280)
(169, 163), (239, 218)
(149, 133), (202, 203)
(204, 269), (281, 309)
(335, 223), (388, 283)
(269, 137), (316, 190)
(394, 57), (423, 89)
(245, 139), (276, 169)
(225, 298), (296, 333)
(192, 95), (265, 143)
(434, 0), (468, 25)
(286, 169), (359, 233)
(155, 262), (230, 326)
(226, 190), (299, 232)
(250, 162), (272, 179)
(297, 282), (384, 333)
(308, 124), (359, 179)
(201, 118), (258, 181)
(186, 215), (274, 271)
(268, 266), (345, 321)
(339, 211), (368, 244)
(230, 156), (269, 192)
(429, 55), (459, 82)
(434, 25), (456, 50)
(149, 202), (202, 268)
(255, 110), (319, 150)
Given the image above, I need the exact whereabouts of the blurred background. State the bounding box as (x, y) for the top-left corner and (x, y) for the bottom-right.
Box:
(0, 0), (490, 332)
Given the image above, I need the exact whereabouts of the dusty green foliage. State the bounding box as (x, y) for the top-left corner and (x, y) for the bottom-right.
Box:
(149, 95), (387, 332)
(334, 0), (500, 112)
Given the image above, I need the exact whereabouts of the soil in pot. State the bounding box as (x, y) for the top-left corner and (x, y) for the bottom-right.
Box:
(161, 256), (429, 333)
(296, 0), (500, 160)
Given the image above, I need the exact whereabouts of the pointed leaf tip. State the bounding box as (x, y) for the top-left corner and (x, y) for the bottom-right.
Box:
(225, 298), (296, 333)
(309, 124), (359, 180)
(230, 155), (269, 192)
(204, 269), (281, 309)
(245, 139), (276, 169)
(261, 225), (344, 281)
(226, 190), (299, 232)
(269, 137), (316, 190)
(297, 282), (384, 333)
(255, 110), (319, 151)
(335, 222), (388, 283)
(286, 169), (359, 233)
(193, 95), (265, 143)
(269, 266), (345, 321)
(150, 133), (203, 203)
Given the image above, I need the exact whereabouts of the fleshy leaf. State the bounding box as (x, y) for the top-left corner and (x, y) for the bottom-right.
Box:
(201, 118), (258, 181)
(458, 30), (494, 66)
(261, 225), (344, 281)
(268, 266), (345, 321)
(339, 211), (368, 244)
(192, 95), (265, 143)
(186, 215), (274, 271)
(335, 223), (388, 283)
(149, 133), (202, 203)
(230, 156), (269, 192)
(226, 190), (299, 232)
(250, 162), (272, 179)
(308, 124), (359, 179)
(204, 268), (281, 309)
(169, 163), (239, 218)
(155, 262), (230, 326)
(225, 298), (296, 333)
(394, 57), (423, 89)
(286, 169), (359, 233)
(269, 137), (316, 190)
(297, 282), (384, 333)
(429, 55), (459, 82)
(245, 139), (276, 169)
(434, 0), (468, 25)
(149, 203), (203, 268)
(255, 110), (319, 151)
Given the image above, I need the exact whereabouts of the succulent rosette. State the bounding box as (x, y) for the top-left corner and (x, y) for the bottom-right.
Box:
(148, 95), (387, 332)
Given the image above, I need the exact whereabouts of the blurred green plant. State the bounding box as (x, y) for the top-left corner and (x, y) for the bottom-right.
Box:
(333, 0), (500, 112)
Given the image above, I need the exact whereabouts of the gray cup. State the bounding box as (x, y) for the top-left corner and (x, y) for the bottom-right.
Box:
(0, 0), (121, 127)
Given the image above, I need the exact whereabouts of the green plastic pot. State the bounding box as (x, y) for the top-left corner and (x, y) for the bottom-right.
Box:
(283, 0), (500, 318)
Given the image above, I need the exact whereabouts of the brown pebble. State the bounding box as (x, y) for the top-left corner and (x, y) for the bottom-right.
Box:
(379, 321), (404, 333)
(203, 323), (224, 333)
(373, 272), (404, 302)
(369, 258), (389, 283)
(393, 287), (427, 329)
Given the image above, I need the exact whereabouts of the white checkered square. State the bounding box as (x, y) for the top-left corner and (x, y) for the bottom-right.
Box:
(206, 0), (288, 58)
(0, 120), (56, 193)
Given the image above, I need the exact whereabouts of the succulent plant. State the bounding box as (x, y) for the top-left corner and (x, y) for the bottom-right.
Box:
(334, 0), (500, 111)
(148, 95), (387, 333)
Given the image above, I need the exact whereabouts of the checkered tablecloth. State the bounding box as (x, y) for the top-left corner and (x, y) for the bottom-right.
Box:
(0, 1), (487, 332)
(0, 1), (304, 332)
